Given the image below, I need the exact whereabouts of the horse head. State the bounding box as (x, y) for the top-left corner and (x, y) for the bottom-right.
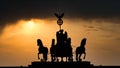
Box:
(80, 38), (87, 47)
(37, 39), (44, 47)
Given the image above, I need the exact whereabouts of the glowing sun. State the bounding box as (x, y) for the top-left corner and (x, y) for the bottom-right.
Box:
(26, 21), (35, 29)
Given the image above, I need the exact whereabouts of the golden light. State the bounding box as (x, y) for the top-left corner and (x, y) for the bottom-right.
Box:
(21, 19), (45, 35)
(28, 21), (35, 28)
(24, 20), (35, 29)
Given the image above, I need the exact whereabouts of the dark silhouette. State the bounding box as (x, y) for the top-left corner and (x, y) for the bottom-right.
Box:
(50, 29), (73, 62)
(55, 13), (64, 30)
(37, 39), (48, 62)
(75, 38), (87, 62)
(54, 13), (64, 19)
(65, 37), (73, 62)
(50, 38), (58, 62)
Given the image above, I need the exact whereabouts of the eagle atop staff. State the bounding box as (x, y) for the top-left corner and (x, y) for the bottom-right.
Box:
(54, 13), (64, 19)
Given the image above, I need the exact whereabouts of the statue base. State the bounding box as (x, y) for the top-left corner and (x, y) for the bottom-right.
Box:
(28, 61), (94, 68)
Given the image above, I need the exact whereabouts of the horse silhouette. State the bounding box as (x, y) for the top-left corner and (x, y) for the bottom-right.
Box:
(75, 38), (87, 62)
(37, 39), (48, 62)
(50, 38), (58, 62)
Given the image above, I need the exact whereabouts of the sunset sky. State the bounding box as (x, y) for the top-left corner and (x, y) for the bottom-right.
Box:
(0, 0), (120, 66)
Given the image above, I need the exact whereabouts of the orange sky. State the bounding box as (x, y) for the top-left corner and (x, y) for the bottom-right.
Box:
(0, 18), (120, 66)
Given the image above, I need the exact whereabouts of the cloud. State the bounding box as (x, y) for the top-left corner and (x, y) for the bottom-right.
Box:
(1, 0), (120, 32)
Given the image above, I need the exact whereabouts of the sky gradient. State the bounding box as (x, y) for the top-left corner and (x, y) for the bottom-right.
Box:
(0, 0), (120, 66)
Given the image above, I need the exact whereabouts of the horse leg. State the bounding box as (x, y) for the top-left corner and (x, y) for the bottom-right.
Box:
(67, 56), (71, 62)
(66, 57), (68, 62)
(76, 53), (78, 62)
(83, 53), (86, 59)
(45, 54), (48, 61)
(56, 57), (59, 62)
(68, 56), (73, 62)
(78, 54), (82, 62)
(38, 53), (40, 59)
(61, 57), (63, 62)
(51, 54), (54, 62)
(43, 54), (45, 62)
(43, 54), (47, 62)
(53, 54), (57, 62)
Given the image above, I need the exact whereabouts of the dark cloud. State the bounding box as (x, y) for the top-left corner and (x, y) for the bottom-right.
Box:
(1, 0), (120, 32)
